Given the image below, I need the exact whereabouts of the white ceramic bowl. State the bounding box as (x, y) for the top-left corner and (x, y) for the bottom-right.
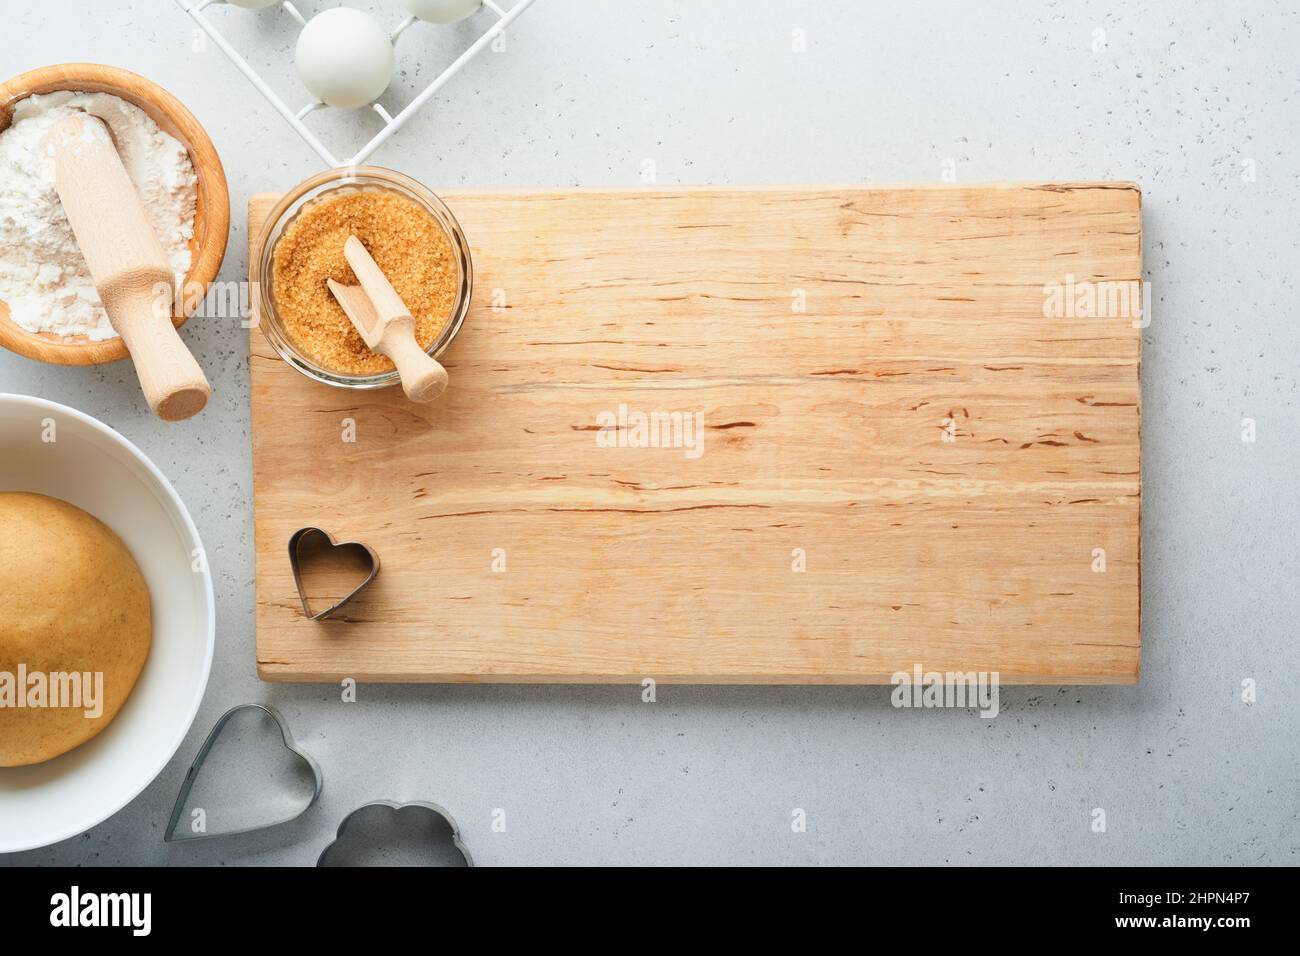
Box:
(0, 394), (214, 853)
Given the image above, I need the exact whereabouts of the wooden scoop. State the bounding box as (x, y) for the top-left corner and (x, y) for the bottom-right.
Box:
(46, 113), (210, 421)
(328, 236), (448, 403)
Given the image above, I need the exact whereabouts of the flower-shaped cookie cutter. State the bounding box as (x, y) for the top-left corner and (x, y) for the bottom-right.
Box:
(318, 800), (473, 867)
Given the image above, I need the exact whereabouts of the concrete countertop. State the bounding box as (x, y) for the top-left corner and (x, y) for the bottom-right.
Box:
(2, 0), (1297, 866)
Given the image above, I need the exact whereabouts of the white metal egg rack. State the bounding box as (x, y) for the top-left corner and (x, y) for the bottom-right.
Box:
(173, 0), (539, 168)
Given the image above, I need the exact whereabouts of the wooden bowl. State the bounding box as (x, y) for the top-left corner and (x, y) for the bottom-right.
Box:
(0, 64), (229, 366)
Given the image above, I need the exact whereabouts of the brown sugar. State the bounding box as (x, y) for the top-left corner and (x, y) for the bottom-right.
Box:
(271, 188), (458, 376)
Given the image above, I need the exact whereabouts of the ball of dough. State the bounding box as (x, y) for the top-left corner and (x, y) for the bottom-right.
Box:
(400, 0), (483, 24)
(296, 8), (395, 108)
(0, 493), (151, 767)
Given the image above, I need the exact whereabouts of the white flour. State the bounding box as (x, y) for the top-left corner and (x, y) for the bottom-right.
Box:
(0, 91), (197, 341)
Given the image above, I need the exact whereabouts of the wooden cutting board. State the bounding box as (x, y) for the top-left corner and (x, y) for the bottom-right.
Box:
(249, 183), (1141, 684)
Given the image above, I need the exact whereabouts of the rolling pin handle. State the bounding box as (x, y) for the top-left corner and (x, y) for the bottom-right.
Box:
(45, 112), (211, 422)
(109, 292), (211, 422)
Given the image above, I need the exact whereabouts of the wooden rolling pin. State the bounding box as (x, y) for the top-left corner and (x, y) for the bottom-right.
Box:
(328, 235), (448, 403)
(46, 113), (210, 421)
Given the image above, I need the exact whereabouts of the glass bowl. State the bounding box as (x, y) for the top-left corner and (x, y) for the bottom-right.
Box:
(252, 166), (472, 390)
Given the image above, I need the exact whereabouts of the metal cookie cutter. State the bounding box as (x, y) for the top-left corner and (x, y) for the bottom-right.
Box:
(164, 704), (323, 843)
(318, 801), (473, 867)
(288, 526), (380, 621)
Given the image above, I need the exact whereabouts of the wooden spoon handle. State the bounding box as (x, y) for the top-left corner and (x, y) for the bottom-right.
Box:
(380, 317), (448, 403)
(343, 236), (409, 333)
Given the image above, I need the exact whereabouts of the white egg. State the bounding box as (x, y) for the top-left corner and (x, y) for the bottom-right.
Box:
(226, 0), (281, 9)
(399, 0), (483, 25)
(295, 8), (394, 109)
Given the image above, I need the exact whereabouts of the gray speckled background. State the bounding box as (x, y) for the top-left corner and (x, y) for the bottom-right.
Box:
(2, 0), (1298, 866)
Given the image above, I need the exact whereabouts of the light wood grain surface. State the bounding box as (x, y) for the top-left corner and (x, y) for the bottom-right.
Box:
(249, 183), (1141, 684)
(0, 62), (229, 367)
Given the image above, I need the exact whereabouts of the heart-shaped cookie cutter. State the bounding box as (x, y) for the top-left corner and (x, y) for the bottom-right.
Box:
(317, 800), (473, 867)
(164, 703), (323, 843)
(288, 526), (380, 621)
